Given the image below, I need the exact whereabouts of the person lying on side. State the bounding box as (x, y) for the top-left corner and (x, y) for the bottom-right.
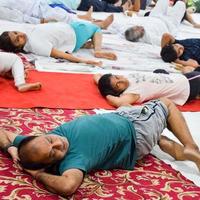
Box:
(160, 33), (200, 70)
(0, 52), (41, 92)
(0, 98), (200, 197)
(0, 20), (117, 67)
(94, 69), (200, 107)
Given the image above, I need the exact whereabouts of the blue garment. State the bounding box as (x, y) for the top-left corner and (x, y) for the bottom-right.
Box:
(78, 0), (123, 12)
(47, 0), (81, 10)
(175, 39), (200, 64)
(49, 3), (76, 14)
(13, 113), (137, 175)
(70, 21), (101, 52)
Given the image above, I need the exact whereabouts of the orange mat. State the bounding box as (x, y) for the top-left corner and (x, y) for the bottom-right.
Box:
(0, 70), (199, 111)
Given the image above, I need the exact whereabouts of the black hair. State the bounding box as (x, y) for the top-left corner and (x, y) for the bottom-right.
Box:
(160, 44), (178, 63)
(18, 136), (51, 170)
(0, 32), (22, 53)
(98, 74), (122, 97)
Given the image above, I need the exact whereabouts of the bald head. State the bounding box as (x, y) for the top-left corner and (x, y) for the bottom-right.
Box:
(18, 134), (69, 170)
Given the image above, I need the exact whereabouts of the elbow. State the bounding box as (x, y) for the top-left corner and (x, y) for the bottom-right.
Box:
(61, 182), (79, 197)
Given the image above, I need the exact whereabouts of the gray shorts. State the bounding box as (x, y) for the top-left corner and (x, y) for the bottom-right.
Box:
(116, 100), (168, 159)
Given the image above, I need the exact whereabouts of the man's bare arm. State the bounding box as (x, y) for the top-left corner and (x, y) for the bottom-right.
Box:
(28, 168), (83, 197)
(161, 33), (175, 48)
(185, 11), (200, 28)
(106, 93), (140, 107)
(175, 58), (199, 67)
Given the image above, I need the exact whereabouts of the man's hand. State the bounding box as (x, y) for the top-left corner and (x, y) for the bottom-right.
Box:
(24, 168), (45, 178)
(0, 129), (12, 150)
(7, 146), (20, 164)
(193, 23), (200, 29)
(161, 33), (175, 48)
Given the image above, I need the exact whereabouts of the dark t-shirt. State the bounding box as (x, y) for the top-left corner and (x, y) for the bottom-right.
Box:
(175, 38), (200, 64)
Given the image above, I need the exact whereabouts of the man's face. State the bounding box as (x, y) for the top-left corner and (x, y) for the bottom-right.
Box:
(25, 134), (69, 165)
(132, 26), (145, 39)
(172, 43), (184, 57)
(8, 31), (27, 49)
(110, 75), (129, 93)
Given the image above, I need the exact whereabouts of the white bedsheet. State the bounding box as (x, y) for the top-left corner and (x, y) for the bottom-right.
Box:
(1, 13), (200, 74)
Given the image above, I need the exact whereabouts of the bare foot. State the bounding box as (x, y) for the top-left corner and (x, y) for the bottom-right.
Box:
(17, 82), (41, 92)
(94, 51), (117, 60)
(122, 0), (132, 12)
(78, 6), (93, 21)
(115, 0), (122, 7)
(184, 148), (200, 171)
(99, 14), (114, 30)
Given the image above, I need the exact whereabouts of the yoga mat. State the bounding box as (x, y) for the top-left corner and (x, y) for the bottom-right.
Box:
(0, 70), (199, 111)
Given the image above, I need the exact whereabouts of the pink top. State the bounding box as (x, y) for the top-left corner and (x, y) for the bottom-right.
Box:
(124, 72), (190, 105)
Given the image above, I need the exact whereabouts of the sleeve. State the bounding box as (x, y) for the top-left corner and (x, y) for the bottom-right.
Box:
(59, 154), (88, 175)
(0, 53), (25, 86)
(23, 14), (41, 24)
(0, 52), (16, 68)
(27, 37), (53, 57)
(12, 135), (28, 147)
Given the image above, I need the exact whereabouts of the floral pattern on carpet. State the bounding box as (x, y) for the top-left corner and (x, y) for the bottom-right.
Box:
(0, 108), (200, 200)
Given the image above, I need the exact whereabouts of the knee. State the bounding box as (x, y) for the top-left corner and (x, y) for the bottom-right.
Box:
(159, 97), (174, 109)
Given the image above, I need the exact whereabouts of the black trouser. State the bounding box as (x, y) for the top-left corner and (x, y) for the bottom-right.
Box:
(184, 68), (200, 101)
(153, 67), (200, 101)
(78, 0), (123, 12)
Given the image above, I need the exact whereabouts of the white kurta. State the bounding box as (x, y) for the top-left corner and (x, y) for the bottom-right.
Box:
(23, 23), (76, 56)
(0, 0), (77, 24)
(0, 52), (25, 86)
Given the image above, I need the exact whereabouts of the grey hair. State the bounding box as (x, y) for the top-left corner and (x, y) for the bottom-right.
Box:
(125, 26), (144, 42)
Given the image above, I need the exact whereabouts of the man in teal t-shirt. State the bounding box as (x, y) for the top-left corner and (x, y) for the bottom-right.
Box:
(1, 98), (200, 198)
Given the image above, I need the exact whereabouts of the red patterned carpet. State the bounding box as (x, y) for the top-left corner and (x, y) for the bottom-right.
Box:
(0, 108), (200, 200)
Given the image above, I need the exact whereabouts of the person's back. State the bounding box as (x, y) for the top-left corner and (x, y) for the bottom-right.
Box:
(23, 22), (76, 56)
(49, 113), (137, 174)
(175, 38), (200, 65)
(124, 72), (190, 105)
